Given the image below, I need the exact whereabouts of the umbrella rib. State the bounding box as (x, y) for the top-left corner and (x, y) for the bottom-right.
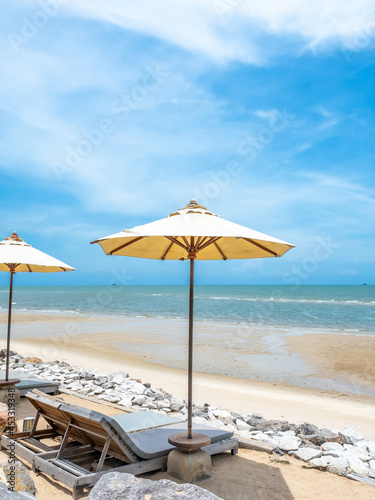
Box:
(181, 236), (190, 248)
(213, 241), (227, 260)
(197, 237), (209, 248)
(195, 236), (204, 248)
(109, 236), (144, 255)
(165, 236), (188, 251)
(242, 238), (278, 257)
(26, 264), (32, 272)
(197, 237), (221, 252)
(160, 241), (174, 260)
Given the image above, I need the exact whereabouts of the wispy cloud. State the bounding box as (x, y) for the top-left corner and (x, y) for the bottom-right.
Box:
(60, 0), (375, 63)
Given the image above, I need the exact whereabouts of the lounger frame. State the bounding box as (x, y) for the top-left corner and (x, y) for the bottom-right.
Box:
(1, 392), (238, 499)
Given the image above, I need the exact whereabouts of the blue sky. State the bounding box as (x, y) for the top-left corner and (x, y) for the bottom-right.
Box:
(0, 0), (374, 286)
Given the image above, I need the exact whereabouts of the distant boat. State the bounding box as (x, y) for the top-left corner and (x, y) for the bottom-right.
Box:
(362, 283), (367, 285)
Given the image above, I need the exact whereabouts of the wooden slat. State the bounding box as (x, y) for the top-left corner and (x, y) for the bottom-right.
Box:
(3, 429), (56, 440)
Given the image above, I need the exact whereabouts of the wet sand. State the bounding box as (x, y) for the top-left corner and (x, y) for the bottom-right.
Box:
(286, 333), (375, 386)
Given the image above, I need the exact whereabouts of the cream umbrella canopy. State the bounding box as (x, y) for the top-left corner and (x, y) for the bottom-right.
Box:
(0, 232), (75, 382)
(91, 200), (294, 440)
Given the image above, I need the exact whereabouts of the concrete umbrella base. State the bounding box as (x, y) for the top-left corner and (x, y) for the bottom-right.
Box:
(167, 433), (212, 483)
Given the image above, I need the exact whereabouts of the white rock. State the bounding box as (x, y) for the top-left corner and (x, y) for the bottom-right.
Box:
(106, 396), (121, 403)
(211, 409), (232, 419)
(203, 419), (227, 431)
(118, 396), (134, 407)
(369, 468), (375, 479)
(207, 406), (218, 411)
(322, 451), (342, 458)
(157, 399), (170, 409)
(93, 387), (104, 395)
(294, 447), (322, 462)
(112, 375), (126, 385)
(132, 396), (147, 406)
(354, 440), (370, 451)
(173, 412), (186, 421)
(326, 457), (349, 471)
(143, 402), (158, 410)
(349, 457), (369, 475)
(225, 424), (237, 433)
(252, 432), (278, 448)
(49, 365), (62, 373)
(321, 442), (344, 452)
(192, 417), (208, 425)
(237, 430), (254, 439)
(277, 430), (296, 437)
(70, 384), (83, 392)
(338, 425), (365, 444)
(130, 382), (146, 395)
(236, 419), (251, 432)
(366, 442), (375, 458)
(310, 457), (330, 468)
(344, 444), (371, 461)
(78, 387), (92, 395)
(370, 459), (375, 469)
(274, 436), (301, 451)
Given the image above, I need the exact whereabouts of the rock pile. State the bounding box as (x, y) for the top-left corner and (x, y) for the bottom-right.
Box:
(87, 471), (223, 499)
(2, 351), (375, 486)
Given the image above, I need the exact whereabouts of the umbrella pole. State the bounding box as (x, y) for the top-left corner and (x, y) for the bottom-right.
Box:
(188, 257), (194, 439)
(6, 270), (15, 382)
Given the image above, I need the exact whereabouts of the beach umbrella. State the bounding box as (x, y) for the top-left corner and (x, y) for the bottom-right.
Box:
(91, 200), (294, 441)
(0, 232), (74, 383)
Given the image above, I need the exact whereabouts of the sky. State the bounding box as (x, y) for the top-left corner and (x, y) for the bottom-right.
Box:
(0, 0), (374, 286)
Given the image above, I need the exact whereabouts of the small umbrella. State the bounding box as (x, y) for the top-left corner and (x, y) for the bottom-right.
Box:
(91, 200), (294, 440)
(0, 232), (74, 383)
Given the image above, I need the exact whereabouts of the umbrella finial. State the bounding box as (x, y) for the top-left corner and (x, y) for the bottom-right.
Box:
(184, 199), (207, 210)
(5, 232), (23, 242)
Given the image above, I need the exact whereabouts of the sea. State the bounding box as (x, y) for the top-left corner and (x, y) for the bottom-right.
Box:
(0, 285), (374, 336)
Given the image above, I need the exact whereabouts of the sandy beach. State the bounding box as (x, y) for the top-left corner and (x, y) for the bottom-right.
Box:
(2, 311), (375, 441)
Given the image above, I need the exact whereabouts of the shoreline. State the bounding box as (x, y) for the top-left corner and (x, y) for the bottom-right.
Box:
(2, 310), (375, 397)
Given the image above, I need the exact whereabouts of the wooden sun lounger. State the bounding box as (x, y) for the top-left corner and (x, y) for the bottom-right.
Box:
(1, 390), (238, 499)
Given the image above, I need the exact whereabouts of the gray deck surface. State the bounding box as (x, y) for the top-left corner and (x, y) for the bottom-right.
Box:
(10, 369), (59, 395)
(127, 421), (233, 455)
